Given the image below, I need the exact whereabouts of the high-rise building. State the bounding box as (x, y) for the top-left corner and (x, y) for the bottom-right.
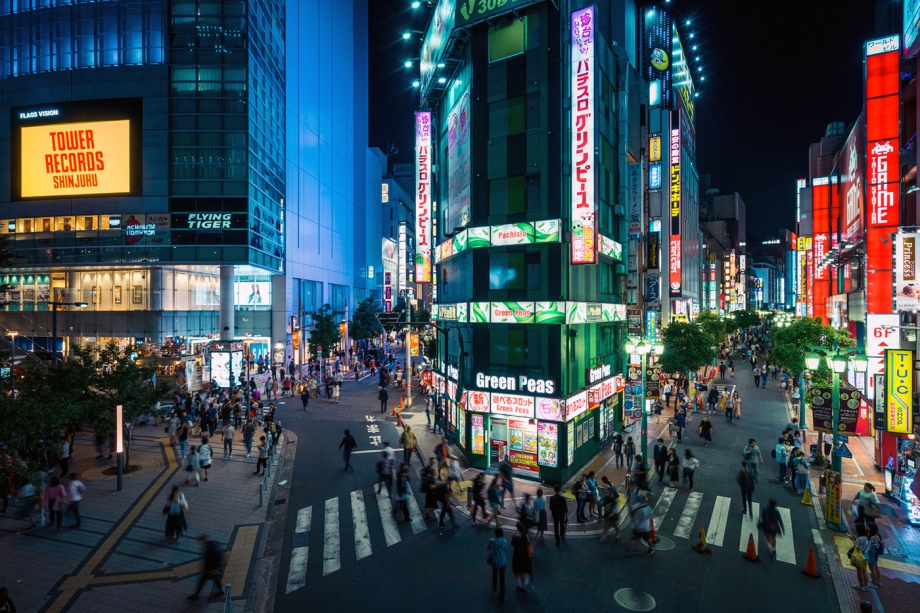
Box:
(0, 0), (372, 377)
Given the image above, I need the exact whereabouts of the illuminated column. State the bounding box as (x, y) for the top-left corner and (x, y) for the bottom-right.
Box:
(219, 265), (235, 342)
(149, 267), (163, 311)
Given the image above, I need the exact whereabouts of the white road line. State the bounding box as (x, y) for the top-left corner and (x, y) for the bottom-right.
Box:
(405, 492), (427, 535)
(351, 490), (372, 561)
(707, 496), (731, 547)
(285, 506), (311, 594)
(376, 485), (402, 546)
(352, 449), (387, 455)
(651, 488), (676, 532)
(774, 506), (795, 565)
(738, 501), (760, 556)
(673, 491), (703, 539)
(323, 498), (340, 576)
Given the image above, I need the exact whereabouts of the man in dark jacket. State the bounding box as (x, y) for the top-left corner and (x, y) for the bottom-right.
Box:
(738, 460), (756, 518)
(549, 484), (569, 547)
(339, 429), (358, 471)
(653, 438), (668, 484)
(378, 387), (389, 414)
(187, 535), (225, 601)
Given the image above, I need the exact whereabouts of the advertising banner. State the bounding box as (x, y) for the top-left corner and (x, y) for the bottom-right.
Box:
(447, 84), (471, 232)
(570, 6), (596, 265)
(895, 232), (920, 311)
(463, 390), (490, 413)
(408, 333), (420, 357)
(645, 365), (661, 399)
(825, 470), (842, 526)
(491, 393), (535, 419)
(470, 301), (490, 323)
(564, 390), (588, 421)
(628, 162), (643, 236)
(644, 8), (672, 107)
(491, 222), (533, 246)
(885, 348), (913, 433)
(418, 0), (455, 100)
(534, 301), (565, 324)
(456, 0), (541, 27)
(536, 397), (563, 422)
(599, 235), (623, 260)
(490, 302), (535, 324)
(415, 112), (433, 282)
(467, 226), (491, 248)
(841, 116), (865, 242)
(669, 112), (682, 297)
(537, 422), (558, 467)
(533, 220), (561, 243)
(627, 306), (642, 336)
(811, 382), (862, 434)
(472, 414), (485, 454)
(210, 350), (243, 389)
(566, 421), (575, 465)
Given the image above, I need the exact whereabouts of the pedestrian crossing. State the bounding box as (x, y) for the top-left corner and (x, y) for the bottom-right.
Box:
(286, 486), (430, 592)
(639, 490), (804, 565)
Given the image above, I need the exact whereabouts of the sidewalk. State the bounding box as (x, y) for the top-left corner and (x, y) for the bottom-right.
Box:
(782, 377), (920, 612)
(0, 423), (292, 612)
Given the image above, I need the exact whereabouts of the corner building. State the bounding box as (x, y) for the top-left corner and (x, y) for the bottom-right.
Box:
(427, 0), (637, 482)
(0, 0), (372, 374)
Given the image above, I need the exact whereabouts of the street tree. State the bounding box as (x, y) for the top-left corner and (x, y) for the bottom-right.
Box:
(731, 310), (762, 329)
(308, 304), (341, 362)
(658, 322), (717, 375)
(696, 310), (726, 346)
(771, 317), (854, 375)
(350, 297), (383, 347)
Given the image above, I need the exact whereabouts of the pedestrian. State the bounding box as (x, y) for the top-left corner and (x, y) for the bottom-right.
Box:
(242, 420), (255, 457)
(729, 361), (735, 377)
(64, 472), (85, 529)
(425, 392), (432, 428)
(773, 437), (788, 482)
(434, 437), (451, 477)
(199, 436), (213, 481)
(666, 449), (680, 487)
(433, 403), (445, 434)
(435, 480), (458, 531)
(699, 416), (713, 446)
(393, 463), (411, 522)
(598, 476), (620, 543)
(533, 488), (548, 542)
(624, 437), (636, 471)
(164, 485), (188, 542)
(653, 438), (668, 484)
(518, 492), (534, 532)
(549, 484), (568, 546)
(300, 387), (309, 410)
(719, 362), (726, 379)
(682, 449), (699, 492)
(793, 450), (810, 495)
(753, 366), (761, 388)
(707, 387), (719, 412)
(612, 433), (624, 468)
(771, 364), (778, 379)
(627, 492), (654, 555)
(848, 534), (871, 592)
(853, 482), (880, 525)
(58, 438), (71, 476)
(339, 429), (357, 471)
(663, 381), (673, 407)
(866, 523), (884, 588)
(675, 410), (686, 442)
(254, 436), (269, 476)
(573, 474), (588, 522)
(375, 450), (394, 496)
(470, 473), (488, 525)
(498, 459), (515, 505)
(399, 425), (417, 465)
(634, 456), (650, 493)
(487, 477), (503, 526)
(759, 498), (785, 557)
(487, 531), (510, 605)
(222, 422), (235, 459)
(177, 419), (190, 459)
(737, 460), (755, 518)
(511, 521), (533, 591)
(187, 534), (225, 601)
(733, 390), (742, 419)
(45, 475), (66, 530)
(184, 446), (201, 486)
(586, 471), (599, 518)
(760, 367), (768, 388)
(724, 393), (735, 422)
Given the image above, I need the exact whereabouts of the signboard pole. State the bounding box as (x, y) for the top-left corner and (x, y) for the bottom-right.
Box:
(116, 404), (123, 492)
(830, 370), (842, 478)
(640, 353), (648, 463)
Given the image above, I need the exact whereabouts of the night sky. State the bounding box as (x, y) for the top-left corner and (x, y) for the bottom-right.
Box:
(367, 0), (879, 235)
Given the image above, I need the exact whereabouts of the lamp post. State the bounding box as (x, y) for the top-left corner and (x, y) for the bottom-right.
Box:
(625, 336), (664, 464)
(116, 404), (124, 492)
(8, 331), (17, 396)
(49, 301), (88, 366)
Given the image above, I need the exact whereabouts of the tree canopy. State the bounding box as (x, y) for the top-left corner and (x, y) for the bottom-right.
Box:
(350, 297), (383, 343)
(695, 310), (726, 346)
(730, 310), (762, 329)
(658, 321), (717, 375)
(308, 303), (341, 359)
(770, 317), (855, 374)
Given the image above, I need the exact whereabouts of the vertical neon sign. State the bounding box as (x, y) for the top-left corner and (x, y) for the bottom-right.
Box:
(415, 112), (432, 283)
(669, 111), (682, 297)
(570, 6), (596, 265)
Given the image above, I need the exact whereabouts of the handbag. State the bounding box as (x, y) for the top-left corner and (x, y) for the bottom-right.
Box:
(526, 538), (534, 558)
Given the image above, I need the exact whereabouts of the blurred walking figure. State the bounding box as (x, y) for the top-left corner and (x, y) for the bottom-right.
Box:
(187, 535), (225, 601)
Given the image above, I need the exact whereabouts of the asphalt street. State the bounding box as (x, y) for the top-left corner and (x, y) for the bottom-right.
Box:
(267, 360), (837, 612)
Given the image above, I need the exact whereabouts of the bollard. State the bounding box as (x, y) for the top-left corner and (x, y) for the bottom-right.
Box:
(224, 584), (232, 612)
(259, 481), (264, 507)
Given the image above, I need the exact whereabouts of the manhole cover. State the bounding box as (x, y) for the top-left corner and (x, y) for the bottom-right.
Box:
(643, 536), (675, 551)
(613, 588), (656, 611)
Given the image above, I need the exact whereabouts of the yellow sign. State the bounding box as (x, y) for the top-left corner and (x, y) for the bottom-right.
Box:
(409, 333), (420, 357)
(797, 237), (812, 252)
(649, 136), (662, 162)
(885, 349), (913, 433)
(20, 119), (131, 198)
(825, 470), (842, 525)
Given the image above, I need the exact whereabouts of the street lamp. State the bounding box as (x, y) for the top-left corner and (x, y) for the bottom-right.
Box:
(624, 336), (663, 464)
(8, 331), (17, 396)
(50, 301), (88, 366)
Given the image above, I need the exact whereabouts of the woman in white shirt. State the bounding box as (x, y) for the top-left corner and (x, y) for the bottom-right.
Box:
(853, 482), (880, 525)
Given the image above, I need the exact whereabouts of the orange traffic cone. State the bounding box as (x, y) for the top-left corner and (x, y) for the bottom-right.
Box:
(399, 397), (404, 409)
(648, 517), (660, 544)
(801, 547), (820, 578)
(692, 525), (712, 554)
(391, 403), (399, 417)
(742, 532), (759, 562)
(396, 412), (403, 427)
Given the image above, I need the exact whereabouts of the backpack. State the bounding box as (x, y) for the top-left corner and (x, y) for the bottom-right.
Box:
(571, 481), (580, 496)
(876, 535), (885, 555)
(796, 458), (809, 474)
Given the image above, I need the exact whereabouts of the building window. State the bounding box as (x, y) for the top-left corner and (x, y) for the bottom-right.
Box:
(489, 327), (540, 367)
(489, 18), (525, 63)
(330, 283), (347, 314)
(299, 279), (321, 313)
(489, 174), (540, 215)
(489, 251), (541, 290)
(489, 92), (540, 137)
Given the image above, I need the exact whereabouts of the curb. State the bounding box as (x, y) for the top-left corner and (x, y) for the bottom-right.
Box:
(249, 430), (297, 613)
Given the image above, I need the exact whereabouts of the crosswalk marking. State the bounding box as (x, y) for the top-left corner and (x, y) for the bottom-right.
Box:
(351, 490), (372, 560)
(405, 489), (427, 534)
(706, 496), (731, 547)
(673, 492), (702, 539)
(323, 498), (340, 576)
(774, 506), (795, 564)
(286, 506), (311, 594)
(738, 502), (760, 556)
(375, 486), (402, 546)
(651, 488), (676, 531)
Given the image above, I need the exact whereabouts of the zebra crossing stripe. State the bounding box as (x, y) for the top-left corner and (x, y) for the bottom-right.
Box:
(706, 496), (731, 547)
(651, 487), (676, 531)
(351, 490), (372, 560)
(375, 486), (402, 546)
(285, 506), (311, 594)
(405, 492), (427, 535)
(738, 502), (760, 556)
(323, 498), (340, 576)
(673, 491), (703, 539)
(774, 506), (795, 565)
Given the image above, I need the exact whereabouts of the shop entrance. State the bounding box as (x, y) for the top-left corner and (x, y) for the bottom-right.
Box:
(490, 417), (540, 479)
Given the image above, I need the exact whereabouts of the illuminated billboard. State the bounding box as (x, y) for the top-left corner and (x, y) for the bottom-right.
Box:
(456, 0), (541, 27)
(12, 99), (141, 200)
(210, 350), (243, 389)
(895, 231), (920, 312)
(415, 112), (433, 283)
(840, 115), (865, 243)
(668, 112), (681, 297)
(446, 84), (471, 233)
(643, 7), (672, 107)
(885, 349), (913, 434)
(672, 24), (696, 127)
(570, 5), (596, 265)
(419, 0), (455, 101)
